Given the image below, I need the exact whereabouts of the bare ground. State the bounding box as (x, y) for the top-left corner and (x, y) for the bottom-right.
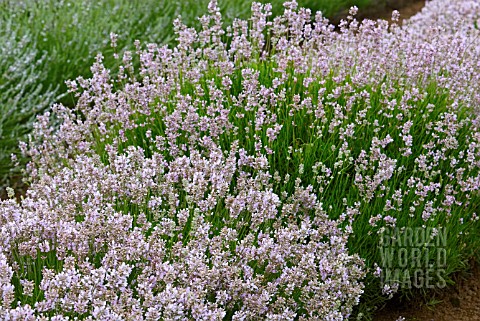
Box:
(331, 0), (426, 25)
(373, 263), (480, 321)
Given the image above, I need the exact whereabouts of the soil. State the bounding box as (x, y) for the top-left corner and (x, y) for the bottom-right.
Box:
(373, 263), (480, 321)
(331, 0), (427, 25)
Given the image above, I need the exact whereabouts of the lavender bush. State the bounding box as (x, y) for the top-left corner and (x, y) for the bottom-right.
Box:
(0, 22), (57, 194)
(1, 0), (480, 319)
(0, 0), (373, 197)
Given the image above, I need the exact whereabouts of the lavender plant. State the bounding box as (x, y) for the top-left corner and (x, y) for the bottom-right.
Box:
(0, 0), (371, 199)
(0, 21), (57, 196)
(1, 0), (480, 319)
(1, 0), (369, 106)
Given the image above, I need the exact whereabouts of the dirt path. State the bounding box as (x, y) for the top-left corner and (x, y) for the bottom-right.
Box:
(373, 263), (480, 321)
(361, 0), (426, 23)
(331, 0), (426, 25)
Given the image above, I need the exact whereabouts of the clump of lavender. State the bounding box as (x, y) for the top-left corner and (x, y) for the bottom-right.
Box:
(0, 22), (57, 195)
(2, 0), (480, 319)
